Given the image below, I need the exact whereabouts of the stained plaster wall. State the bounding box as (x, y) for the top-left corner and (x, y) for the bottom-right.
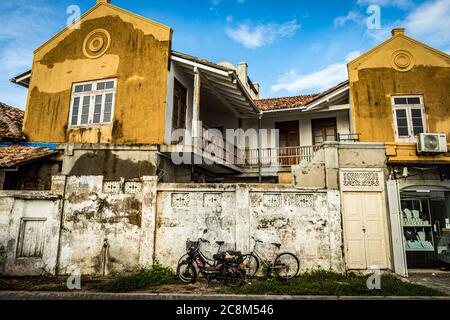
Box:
(1, 175), (344, 275)
(0, 191), (62, 275)
(23, 3), (172, 145)
(156, 184), (344, 272)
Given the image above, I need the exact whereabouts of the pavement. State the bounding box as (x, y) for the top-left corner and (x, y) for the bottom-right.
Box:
(408, 271), (450, 295)
(0, 291), (449, 300)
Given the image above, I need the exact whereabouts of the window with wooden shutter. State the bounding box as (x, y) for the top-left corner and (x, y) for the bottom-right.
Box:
(172, 79), (187, 130)
(392, 95), (426, 142)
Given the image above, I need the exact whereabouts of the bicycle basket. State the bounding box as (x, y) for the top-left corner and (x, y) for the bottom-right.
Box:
(186, 240), (199, 252)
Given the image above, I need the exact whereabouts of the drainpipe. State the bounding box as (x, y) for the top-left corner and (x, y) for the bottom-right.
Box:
(258, 112), (263, 183)
(55, 175), (68, 276)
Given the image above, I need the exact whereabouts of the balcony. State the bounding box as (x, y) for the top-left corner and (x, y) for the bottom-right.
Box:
(201, 125), (245, 167)
(244, 146), (315, 168)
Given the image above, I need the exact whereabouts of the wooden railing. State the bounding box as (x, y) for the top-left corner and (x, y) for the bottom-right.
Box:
(198, 126), (315, 168)
(244, 146), (314, 168)
(201, 126), (245, 166)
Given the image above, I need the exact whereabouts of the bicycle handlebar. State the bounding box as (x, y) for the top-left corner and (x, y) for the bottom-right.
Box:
(251, 236), (263, 243)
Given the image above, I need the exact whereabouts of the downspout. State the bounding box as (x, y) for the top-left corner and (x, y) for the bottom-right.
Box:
(55, 175), (68, 276)
(258, 112), (263, 183)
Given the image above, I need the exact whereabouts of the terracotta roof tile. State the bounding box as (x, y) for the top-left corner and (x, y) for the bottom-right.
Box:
(255, 94), (319, 111)
(255, 80), (349, 111)
(0, 102), (25, 141)
(0, 146), (55, 169)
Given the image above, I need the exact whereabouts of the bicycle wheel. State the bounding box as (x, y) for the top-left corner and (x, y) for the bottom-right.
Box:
(241, 254), (259, 278)
(177, 260), (197, 284)
(177, 253), (189, 266)
(273, 252), (300, 280)
(225, 267), (245, 287)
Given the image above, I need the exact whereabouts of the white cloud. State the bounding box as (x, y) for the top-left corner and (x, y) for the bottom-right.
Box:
(225, 20), (300, 49)
(357, 0), (413, 9)
(271, 51), (361, 94)
(365, 0), (450, 49)
(405, 0), (450, 47)
(334, 11), (365, 27)
(0, 1), (61, 108)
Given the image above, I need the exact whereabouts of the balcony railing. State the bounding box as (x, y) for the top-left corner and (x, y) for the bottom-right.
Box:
(244, 146), (315, 168)
(201, 126), (245, 166)
(196, 125), (318, 168)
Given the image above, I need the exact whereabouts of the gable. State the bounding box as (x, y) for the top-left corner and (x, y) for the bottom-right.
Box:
(34, 3), (172, 61)
(348, 33), (450, 82)
(23, 2), (172, 144)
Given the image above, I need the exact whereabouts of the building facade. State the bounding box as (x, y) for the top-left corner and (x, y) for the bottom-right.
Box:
(1, 0), (449, 276)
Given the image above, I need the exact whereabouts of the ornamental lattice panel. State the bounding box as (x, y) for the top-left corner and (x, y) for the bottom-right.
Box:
(203, 193), (222, 207)
(103, 181), (121, 194)
(124, 182), (143, 194)
(341, 170), (384, 192)
(171, 193), (190, 207)
(295, 194), (314, 207)
(263, 194), (282, 207)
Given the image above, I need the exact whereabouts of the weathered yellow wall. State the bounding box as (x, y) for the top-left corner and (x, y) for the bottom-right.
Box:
(23, 4), (172, 144)
(348, 33), (450, 163)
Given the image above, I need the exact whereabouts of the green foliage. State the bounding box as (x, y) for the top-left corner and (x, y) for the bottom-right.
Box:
(235, 270), (446, 296)
(99, 263), (176, 292)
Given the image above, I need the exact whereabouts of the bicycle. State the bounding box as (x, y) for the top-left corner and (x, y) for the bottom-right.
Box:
(241, 236), (300, 280)
(177, 238), (245, 287)
(176, 239), (225, 274)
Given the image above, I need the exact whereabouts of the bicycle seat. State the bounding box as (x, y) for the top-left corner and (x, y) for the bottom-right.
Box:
(271, 243), (282, 249)
(216, 241), (225, 246)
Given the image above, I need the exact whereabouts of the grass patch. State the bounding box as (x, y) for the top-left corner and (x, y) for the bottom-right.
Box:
(98, 263), (176, 292)
(233, 270), (446, 296)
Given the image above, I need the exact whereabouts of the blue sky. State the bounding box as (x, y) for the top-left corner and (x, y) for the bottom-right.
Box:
(1, 0), (449, 109)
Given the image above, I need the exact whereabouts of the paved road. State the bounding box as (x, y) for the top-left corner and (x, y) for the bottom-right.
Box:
(0, 291), (449, 300)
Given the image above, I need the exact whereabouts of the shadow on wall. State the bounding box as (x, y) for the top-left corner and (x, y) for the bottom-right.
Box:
(68, 150), (156, 180)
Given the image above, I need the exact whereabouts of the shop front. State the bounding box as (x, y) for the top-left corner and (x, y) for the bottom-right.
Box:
(387, 166), (450, 276)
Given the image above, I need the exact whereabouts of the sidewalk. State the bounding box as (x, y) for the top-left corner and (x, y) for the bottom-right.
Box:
(0, 291), (449, 300)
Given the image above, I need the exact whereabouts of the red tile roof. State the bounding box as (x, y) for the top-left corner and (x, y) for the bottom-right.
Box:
(0, 146), (55, 169)
(0, 102), (25, 141)
(255, 94), (319, 111)
(255, 80), (349, 111)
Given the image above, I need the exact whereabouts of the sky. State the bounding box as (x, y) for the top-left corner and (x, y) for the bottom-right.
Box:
(0, 0), (449, 109)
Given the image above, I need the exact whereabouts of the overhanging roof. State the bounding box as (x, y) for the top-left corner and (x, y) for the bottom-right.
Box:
(10, 70), (31, 88)
(171, 52), (259, 117)
(260, 80), (350, 114)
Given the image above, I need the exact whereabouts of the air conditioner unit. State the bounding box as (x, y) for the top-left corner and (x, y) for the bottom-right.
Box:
(417, 133), (448, 154)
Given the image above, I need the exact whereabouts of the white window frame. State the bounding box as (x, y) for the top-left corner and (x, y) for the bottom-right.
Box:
(391, 95), (426, 143)
(68, 78), (117, 128)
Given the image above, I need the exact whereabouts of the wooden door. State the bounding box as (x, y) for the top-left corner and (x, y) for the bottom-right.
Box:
(311, 117), (337, 145)
(342, 192), (389, 270)
(276, 121), (299, 166)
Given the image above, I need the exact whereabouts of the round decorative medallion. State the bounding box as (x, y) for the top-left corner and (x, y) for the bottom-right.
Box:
(391, 50), (414, 72)
(82, 29), (111, 59)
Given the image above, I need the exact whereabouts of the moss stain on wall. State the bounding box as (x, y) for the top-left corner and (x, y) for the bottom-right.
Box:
(24, 14), (171, 145)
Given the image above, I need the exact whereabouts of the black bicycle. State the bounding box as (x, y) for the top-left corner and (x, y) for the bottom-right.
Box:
(177, 238), (246, 287)
(241, 236), (300, 280)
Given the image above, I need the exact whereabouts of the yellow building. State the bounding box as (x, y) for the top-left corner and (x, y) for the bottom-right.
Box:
(11, 0), (259, 182)
(348, 29), (450, 275)
(348, 28), (450, 164)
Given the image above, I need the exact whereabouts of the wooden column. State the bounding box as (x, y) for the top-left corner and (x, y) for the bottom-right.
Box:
(192, 67), (201, 151)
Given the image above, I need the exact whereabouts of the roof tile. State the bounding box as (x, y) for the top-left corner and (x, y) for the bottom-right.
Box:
(0, 102), (25, 141)
(0, 146), (55, 169)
